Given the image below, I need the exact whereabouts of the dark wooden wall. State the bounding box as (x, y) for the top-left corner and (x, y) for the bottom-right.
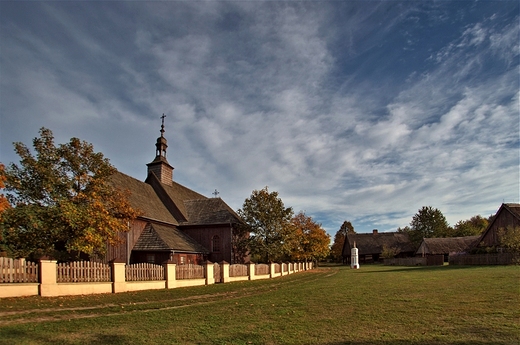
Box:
(480, 208), (520, 247)
(180, 225), (233, 263)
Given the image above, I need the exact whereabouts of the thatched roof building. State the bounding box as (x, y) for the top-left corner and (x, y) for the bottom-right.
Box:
(342, 230), (416, 263)
(415, 236), (480, 256)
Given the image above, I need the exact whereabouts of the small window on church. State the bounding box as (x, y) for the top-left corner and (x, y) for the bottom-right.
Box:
(147, 254), (155, 263)
(212, 235), (221, 252)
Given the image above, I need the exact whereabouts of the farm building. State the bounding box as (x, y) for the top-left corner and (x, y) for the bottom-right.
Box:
(475, 203), (520, 250)
(105, 120), (246, 265)
(415, 236), (480, 261)
(342, 230), (416, 264)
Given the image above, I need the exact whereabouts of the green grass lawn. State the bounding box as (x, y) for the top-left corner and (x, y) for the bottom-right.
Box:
(0, 264), (518, 345)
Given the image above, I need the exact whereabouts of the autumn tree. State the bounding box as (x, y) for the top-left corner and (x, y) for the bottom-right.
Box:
(330, 220), (355, 262)
(452, 215), (488, 237)
(289, 211), (330, 263)
(237, 187), (293, 263)
(0, 128), (139, 260)
(407, 206), (450, 246)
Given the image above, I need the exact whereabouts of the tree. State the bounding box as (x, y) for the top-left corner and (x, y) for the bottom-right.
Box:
(237, 187), (293, 263)
(330, 220), (355, 262)
(0, 128), (139, 260)
(497, 226), (520, 254)
(408, 206), (450, 245)
(380, 244), (401, 259)
(452, 215), (488, 237)
(289, 212), (330, 263)
(0, 164), (9, 216)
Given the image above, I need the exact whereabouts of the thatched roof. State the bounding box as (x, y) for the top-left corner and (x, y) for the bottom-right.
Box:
(133, 223), (209, 253)
(343, 231), (415, 256)
(416, 236), (480, 255)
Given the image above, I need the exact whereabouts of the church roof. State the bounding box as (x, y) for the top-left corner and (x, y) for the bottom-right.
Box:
(110, 171), (178, 225)
(183, 198), (244, 226)
(132, 223), (209, 253)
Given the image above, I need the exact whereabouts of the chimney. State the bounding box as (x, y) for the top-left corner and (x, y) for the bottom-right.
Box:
(372, 229), (378, 235)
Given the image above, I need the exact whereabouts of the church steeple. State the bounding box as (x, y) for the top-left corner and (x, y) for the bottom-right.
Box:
(147, 114), (174, 185)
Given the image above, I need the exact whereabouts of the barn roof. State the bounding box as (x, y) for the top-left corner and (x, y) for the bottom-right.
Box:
(416, 236), (480, 255)
(343, 231), (415, 256)
(132, 223), (209, 253)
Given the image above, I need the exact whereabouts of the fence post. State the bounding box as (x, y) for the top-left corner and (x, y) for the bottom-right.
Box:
(205, 261), (214, 285)
(248, 261), (256, 281)
(39, 259), (57, 297)
(111, 259), (126, 294)
(269, 262), (275, 278)
(220, 261), (230, 283)
(164, 261), (176, 289)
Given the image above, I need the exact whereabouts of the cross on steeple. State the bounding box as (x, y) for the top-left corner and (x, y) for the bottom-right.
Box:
(160, 114), (166, 137)
(212, 189), (220, 198)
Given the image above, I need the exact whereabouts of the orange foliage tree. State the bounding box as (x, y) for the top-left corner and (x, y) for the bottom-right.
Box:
(0, 128), (139, 260)
(289, 211), (330, 263)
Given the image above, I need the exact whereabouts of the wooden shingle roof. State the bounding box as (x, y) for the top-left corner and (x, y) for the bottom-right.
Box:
(133, 223), (209, 253)
(416, 236), (480, 255)
(183, 198), (243, 226)
(110, 171), (178, 225)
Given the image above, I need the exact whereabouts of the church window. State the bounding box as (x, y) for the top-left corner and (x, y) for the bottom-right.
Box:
(212, 235), (221, 252)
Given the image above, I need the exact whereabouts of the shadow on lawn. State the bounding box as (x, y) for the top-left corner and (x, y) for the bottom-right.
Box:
(1, 329), (133, 345)
(316, 341), (510, 345)
(353, 264), (481, 274)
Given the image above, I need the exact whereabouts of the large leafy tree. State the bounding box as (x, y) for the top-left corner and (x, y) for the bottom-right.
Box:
(408, 206), (450, 245)
(330, 220), (355, 262)
(0, 128), (139, 260)
(289, 212), (330, 263)
(237, 187), (293, 263)
(452, 215), (488, 237)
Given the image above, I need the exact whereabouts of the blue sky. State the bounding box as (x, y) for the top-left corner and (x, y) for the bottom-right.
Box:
(0, 1), (518, 238)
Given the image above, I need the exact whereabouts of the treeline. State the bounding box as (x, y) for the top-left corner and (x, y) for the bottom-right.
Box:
(329, 206), (492, 262)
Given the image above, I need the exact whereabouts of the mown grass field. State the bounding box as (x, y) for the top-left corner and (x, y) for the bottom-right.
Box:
(0, 264), (518, 345)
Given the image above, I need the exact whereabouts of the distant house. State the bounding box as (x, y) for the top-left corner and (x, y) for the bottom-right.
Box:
(415, 236), (480, 262)
(475, 203), (520, 250)
(342, 230), (416, 264)
(105, 120), (246, 265)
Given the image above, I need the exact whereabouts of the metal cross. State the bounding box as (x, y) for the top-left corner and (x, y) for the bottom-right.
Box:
(212, 189), (220, 198)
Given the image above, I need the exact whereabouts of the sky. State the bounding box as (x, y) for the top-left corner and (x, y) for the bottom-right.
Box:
(0, 1), (518, 239)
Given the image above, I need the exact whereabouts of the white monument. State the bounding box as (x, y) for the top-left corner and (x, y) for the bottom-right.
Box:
(351, 241), (359, 269)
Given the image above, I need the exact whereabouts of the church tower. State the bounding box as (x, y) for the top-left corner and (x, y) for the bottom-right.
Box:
(147, 114), (174, 185)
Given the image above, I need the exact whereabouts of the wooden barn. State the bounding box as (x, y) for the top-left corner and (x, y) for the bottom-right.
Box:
(475, 203), (520, 249)
(342, 230), (416, 264)
(415, 236), (480, 262)
(105, 120), (246, 265)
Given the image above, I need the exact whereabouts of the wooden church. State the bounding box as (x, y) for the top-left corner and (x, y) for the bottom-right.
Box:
(106, 118), (246, 265)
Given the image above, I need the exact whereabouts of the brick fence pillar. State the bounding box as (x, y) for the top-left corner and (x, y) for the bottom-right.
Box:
(39, 259), (57, 297)
(164, 261), (176, 289)
(205, 261), (214, 285)
(220, 261), (230, 283)
(111, 260), (127, 294)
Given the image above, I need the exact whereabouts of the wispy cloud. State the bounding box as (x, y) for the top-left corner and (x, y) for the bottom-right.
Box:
(0, 1), (518, 236)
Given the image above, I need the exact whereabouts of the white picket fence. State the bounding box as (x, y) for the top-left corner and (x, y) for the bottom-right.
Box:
(57, 261), (111, 283)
